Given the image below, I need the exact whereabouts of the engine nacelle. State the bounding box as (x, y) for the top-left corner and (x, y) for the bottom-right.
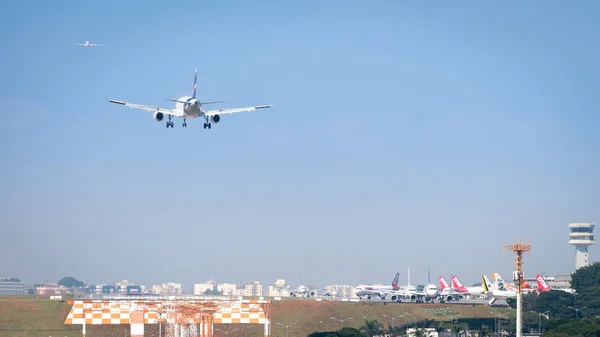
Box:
(410, 295), (417, 300)
(154, 111), (164, 122)
(458, 294), (463, 300)
(290, 292), (296, 297)
(210, 114), (220, 123)
(446, 295), (454, 301)
(390, 295), (398, 301)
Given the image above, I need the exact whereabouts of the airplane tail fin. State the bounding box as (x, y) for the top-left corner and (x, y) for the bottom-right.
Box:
(391, 272), (400, 290)
(522, 277), (533, 289)
(492, 273), (510, 291)
(452, 276), (469, 292)
(192, 68), (197, 99)
(439, 276), (450, 289)
(481, 275), (489, 292)
(536, 274), (551, 291)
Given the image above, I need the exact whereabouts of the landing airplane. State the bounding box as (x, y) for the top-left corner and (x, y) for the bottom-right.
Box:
(109, 68), (274, 129)
(74, 40), (102, 47)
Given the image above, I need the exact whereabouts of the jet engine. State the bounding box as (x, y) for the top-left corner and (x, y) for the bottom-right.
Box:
(410, 294), (417, 300)
(210, 114), (220, 123)
(390, 295), (398, 301)
(445, 295), (454, 301)
(154, 111), (164, 122)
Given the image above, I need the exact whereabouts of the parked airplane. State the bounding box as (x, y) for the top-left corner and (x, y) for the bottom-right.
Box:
(482, 275), (516, 305)
(535, 274), (575, 294)
(451, 275), (484, 296)
(74, 40), (102, 47)
(493, 272), (534, 292)
(109, 68), (274, 129)
(492, 273), (512, 291)
(388, 267), (440, 303)
(289, 285), (315, 297)
(536, 274), (551, 292)
(355, 272), (400, 299)
(438, 276), (464, 301)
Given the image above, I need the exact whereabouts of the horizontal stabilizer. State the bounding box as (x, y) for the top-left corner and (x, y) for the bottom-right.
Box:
(165, 99), (188, 104)
(164, 99), (226, 105)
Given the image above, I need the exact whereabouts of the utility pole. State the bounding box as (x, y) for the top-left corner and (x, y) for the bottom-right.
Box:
(276, 322), (296, 337)
(504, 239), (531, 337)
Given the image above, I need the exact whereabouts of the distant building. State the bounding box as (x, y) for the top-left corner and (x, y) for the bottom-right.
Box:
(0, 279), (25, 294)
(152, 283), (183, 295)
(36, 283), (69, 295)
(244, 281), (263, 297)
(216, 283), (240, 296)
(114, 280), (147, 295)
(194, 280), (216, 295)
(267, 284), (291, 297)
(568, 222), (595, 270)
(101, 285), (118, 294)
(324, 285), (356, 298)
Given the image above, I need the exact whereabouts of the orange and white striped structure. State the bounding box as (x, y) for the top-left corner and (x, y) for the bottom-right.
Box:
(64, 298), (271, 337)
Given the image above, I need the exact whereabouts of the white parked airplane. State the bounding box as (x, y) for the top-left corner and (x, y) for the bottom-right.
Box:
(289, 285), (315, 297)
(380, 268), (440, 303)
(451, 275), (484, 296)
(482, 274), (516, 305)
(109, 68), (274, 129)
(74, 40), (102, 47)
(355, 272), (400, 300)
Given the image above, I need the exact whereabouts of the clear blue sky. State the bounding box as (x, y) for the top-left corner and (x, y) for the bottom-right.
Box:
(1, 0), (599, 290)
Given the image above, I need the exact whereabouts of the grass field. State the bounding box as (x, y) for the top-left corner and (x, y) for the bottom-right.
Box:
(0, 295), (509, 337)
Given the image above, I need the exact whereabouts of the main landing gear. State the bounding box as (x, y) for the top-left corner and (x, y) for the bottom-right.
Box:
(166, 115), (174, 128)
(203, 116), (211, 129)
(182, 118), (187, 127)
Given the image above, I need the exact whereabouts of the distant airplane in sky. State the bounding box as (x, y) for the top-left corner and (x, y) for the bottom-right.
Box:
(73, 41), (102, 47)
(109, 68), (274, 129)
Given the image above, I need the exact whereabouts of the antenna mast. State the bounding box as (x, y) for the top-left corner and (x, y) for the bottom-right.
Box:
(503, 238), (531, 337)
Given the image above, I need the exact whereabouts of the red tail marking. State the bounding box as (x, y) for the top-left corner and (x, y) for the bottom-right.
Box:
(391, 273), (400, 290)
(452, 276), (469, 292)
(439, 276), (450, 289)
(536, 274), (551, 291)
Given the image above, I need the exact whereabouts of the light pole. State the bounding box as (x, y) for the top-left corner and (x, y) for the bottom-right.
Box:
(331, 316), (354, 329)
(531, 311), (549, 333)
(382, 313), (404, 332)
(404, 312), (417, 328)
(215, 327), (239, 337)
(276, 322), (297, 337)
(382, 314), (404, 327)
(445, 313), (461, 335)
(490, 312), (504, 335)
(568, 306), (586, 319)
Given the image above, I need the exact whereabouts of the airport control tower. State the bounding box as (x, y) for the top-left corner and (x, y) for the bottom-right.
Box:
(568, 222), (595, 270)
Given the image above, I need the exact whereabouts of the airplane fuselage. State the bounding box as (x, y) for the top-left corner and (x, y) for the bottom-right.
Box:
(175, 96), (202, 118)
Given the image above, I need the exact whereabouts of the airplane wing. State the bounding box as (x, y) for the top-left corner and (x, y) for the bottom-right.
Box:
(203, 104), (273, 116)
(73, 43), (86, 46)
(108, 100), (183, 117)
(90, 44), (103, 46)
